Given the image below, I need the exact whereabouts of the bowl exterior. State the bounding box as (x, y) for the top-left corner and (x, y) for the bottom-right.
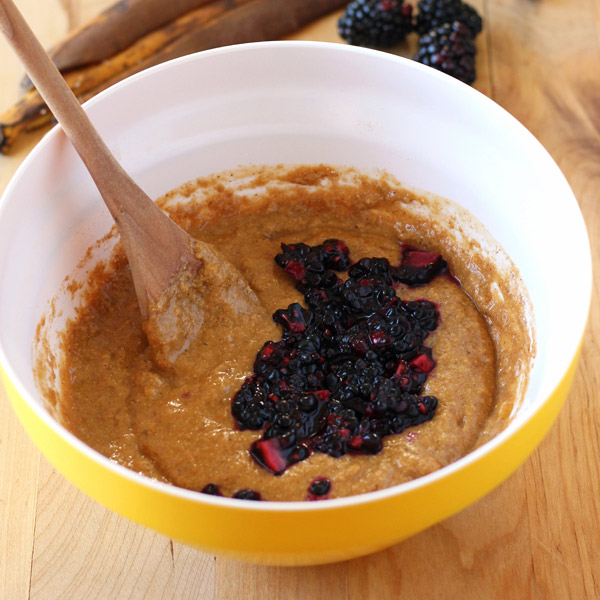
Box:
(0, 42), (591, 565)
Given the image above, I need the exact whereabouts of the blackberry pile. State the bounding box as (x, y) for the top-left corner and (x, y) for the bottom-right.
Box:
(337, 0), (483, 84)
(230, 239), (447, 477)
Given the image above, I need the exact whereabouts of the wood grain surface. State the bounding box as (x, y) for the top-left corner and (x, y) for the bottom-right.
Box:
(1, 1), (599, 598)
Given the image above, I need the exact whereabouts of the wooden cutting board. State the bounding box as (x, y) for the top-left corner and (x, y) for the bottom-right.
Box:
(1, 1), (599, 598)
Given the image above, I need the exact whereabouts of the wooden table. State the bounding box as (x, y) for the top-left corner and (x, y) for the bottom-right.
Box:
(1, 1), (599, 598)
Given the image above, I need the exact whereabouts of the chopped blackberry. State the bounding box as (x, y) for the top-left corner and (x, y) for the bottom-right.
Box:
(360, 432), (383, 453)
(401, 300), (439, 332)
(340, 277), (398, 315)
(273, 303), (313, 336)
(415, 0), (483, 36)
(308, 477), (331, 499)
(319, 239), (352, 270)
(275, 239), (350, 293)
(250, 436), (310, 476)
(232, 489), (262, 501)
(414, 21), (477, 85)
(393, 246), (448, 285)
(409, 348), (436, 373)
(201, 483), (223, 496)
(338, 0), (414, 48)
(348, 257), (394, 283)
(231, 378), (275, 430)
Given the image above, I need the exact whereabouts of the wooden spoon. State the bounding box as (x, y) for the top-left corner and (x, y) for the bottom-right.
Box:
(0, 0), (201, 322)
(0, 0), (276, 371)
(0, 0), (278, 369)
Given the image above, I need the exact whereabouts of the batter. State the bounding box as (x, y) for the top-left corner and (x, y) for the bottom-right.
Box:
(41, 165), (534, 501)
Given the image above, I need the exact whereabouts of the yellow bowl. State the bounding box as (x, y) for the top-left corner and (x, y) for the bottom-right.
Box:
(0, 42), (591, 565)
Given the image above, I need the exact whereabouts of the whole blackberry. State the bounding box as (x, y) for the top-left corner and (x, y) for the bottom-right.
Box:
(415, 0), (483, 36)
(414, 21), (477, 84)
(338, 0), (414, 48)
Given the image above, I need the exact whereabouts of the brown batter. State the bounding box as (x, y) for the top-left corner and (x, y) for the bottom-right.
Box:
(40, 165), (534, 501)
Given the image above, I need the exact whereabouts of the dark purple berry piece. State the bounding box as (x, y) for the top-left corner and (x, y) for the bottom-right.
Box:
(232, 489), (262, 501)
(393, 245), (448, 285)
(273, 303), (313, 335)
(276, 239), (350, 292)
(308, 477), (332, 500)
(201, 483), (223, 496)
(250, 436), (310, 476)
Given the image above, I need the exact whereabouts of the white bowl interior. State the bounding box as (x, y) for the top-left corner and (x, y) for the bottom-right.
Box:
(0, 42), (591, 489)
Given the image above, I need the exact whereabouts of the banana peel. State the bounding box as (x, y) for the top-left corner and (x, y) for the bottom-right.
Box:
(1, 0), (348, 155)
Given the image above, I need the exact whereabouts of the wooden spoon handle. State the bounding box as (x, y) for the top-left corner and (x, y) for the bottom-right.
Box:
(0, 0), (192, 319)
(0, 0), (138, 218)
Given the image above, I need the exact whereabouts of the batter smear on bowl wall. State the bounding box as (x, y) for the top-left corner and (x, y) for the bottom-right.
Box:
(34, 164), (535, 502)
